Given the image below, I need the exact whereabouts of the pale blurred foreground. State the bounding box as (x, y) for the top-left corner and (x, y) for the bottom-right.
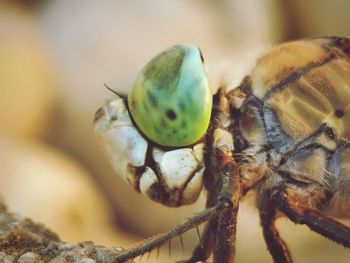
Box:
(0, 1), (350, 262)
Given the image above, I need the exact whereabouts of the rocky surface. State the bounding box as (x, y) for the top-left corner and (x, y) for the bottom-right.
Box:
(0, 200), (132, 263)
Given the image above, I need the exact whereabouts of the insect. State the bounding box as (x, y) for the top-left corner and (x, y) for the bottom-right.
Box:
(94, 37), (350, 263)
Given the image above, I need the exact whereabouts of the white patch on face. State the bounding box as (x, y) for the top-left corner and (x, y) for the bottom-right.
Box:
(94, 98), (132, 132)
(139, 166), (158, 194)
(94, 97), (148, 186)
(102, 126), (147, 185)
(155, 148), (200, 189)
(152, 147), (164, 165)
(182, 166), (205, 204)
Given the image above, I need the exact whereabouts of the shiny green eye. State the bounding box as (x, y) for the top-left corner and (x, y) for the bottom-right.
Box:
(128, 45), (212, 147)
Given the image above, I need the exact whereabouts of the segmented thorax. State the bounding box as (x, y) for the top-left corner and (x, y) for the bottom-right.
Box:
(249, 37), (350, 141)
(238, 37), (350, 216)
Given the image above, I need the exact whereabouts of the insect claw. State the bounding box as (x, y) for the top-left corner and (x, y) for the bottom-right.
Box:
(156, 246), (160, 260)
(138, 252), (144, 263)
(196, 226), (202, 248)
(169, 239), (172, 258)
(179, 235), (185, 252)
(146, 250), (151, 262)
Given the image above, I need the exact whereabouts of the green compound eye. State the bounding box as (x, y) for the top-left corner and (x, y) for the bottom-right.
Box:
(128, 45), (212, 147)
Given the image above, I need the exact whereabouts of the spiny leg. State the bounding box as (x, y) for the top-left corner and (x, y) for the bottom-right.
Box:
(114, 202), (227, 262)
(258, 189), (293, 263)
(183, 178), (221, 263)
(260, 210), (293, 263)
(182, 219), (216, 262)
(213, 158), (240, 262)
(183, 87), (241, 263)
(211, 87), (241, 263)
(273, 190), (350, 248)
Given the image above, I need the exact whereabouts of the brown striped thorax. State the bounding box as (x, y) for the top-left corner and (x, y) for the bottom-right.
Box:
(235, 37), (350, 205)
(95, 37), (350, 219)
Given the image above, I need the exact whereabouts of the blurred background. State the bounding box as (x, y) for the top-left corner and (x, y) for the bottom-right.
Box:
(0, 0), (349, 262)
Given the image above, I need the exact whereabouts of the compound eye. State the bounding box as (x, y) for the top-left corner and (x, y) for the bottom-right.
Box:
(128, 45), (212, 147)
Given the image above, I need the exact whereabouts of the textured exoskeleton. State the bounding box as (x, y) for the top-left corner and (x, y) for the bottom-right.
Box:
(236, 37), (350, 217)
(95, 37), (350, 263)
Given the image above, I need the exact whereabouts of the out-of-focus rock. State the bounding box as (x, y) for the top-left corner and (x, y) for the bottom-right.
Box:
(283, 1), (350, 39)
(39, 0), (281, 238)
(0, 3), (56, 139)
(0, 135), (135, 247)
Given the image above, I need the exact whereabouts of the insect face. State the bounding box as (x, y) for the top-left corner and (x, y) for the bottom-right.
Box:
(94, 45), (213, 206)
(94, 95), (205, 207)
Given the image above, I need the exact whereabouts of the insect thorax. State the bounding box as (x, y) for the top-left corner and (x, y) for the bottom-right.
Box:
(231, 38), (350, 216)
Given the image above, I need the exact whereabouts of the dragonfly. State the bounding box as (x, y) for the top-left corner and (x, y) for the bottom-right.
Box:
(94, 36), (350, 263)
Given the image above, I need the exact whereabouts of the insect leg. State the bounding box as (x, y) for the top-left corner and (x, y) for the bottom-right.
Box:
(212, 146), (240, 262)
(273, 190), (350, 248)
(258, 188), (293, 263)
(184, 179), (222, 263)
(114, 203), (226, 262)
(181, 221), (216, 262)
(214, 197), (239, 262)
(207, 87), (240, 263)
